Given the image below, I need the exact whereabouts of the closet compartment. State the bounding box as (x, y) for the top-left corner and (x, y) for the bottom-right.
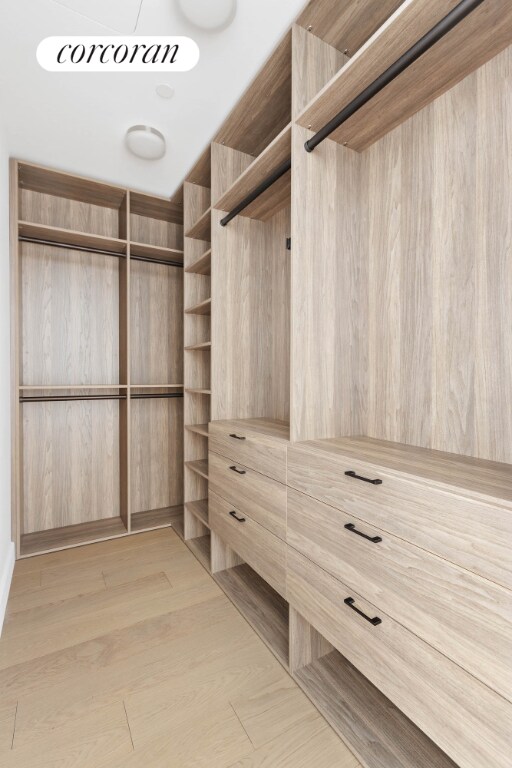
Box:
(20, 395), (125, 556)
(212, 542), (289, 668)
(289, 608), (458, 768)
(130, 191), (184, 260)
(18, 162), (128, 248)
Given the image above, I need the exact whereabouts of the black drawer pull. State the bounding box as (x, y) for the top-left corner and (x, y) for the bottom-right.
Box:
(344, 597), (382, 626)
(229, 433), (246, 440)
(229, 510), (246, 523)
(345, 470), (382, 485)
(229, 465), (246, 475)
(344, 523), (382, 544)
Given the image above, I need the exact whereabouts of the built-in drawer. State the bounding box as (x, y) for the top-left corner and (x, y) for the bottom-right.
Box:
(209, 451), (286, 539)
(287, 488), (512, 702)
(209, 420), (287, 483)
(287, 547), (511, 768)
(287, 444), (512, 589)
(210, 491), (286, 597)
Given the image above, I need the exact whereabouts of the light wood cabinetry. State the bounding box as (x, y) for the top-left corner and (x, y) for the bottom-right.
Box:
(11, 161), (184, 556)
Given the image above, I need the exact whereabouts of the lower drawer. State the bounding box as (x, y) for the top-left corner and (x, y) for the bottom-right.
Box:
(287, 488), (512, 702)
(210, 491), (286, 597)
(209, 451), (286, 539)
(287, 546), (511, 768)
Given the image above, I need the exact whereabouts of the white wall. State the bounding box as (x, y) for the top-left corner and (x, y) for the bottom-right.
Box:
(0, 126), (14, 634)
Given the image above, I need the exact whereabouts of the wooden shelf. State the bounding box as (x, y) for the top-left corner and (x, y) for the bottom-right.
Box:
(184, 342), (211, 351)
(185, 388), (211, 395)
(130, 190), (183, 225)
(187, 534), (211, 571)
(185, 499), (209, 528)
(185, 248), (211, 275)
(130, 241), (184, 263)
(19, 517), (128, 558)
(184, 298), (211, 316)
(186, 207), (211, 241)
(215, 123), (292, 222)
(185, 459), (209, 480)
(18, 221), (127, 255)
(131, 384), (183, 389)
(294, 650), (456, 768)
(214, 564), (289, 667)
(131, 505), (182, 533)
(185, 423), (209, 437)
(18, 162), (127, 209)
(297, 0), (512, 152)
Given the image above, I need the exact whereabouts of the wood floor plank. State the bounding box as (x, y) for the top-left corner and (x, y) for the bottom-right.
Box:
(6, 571), (106, 615)
(228, 712), (361, 768)
(231, 677), (318, 748)
(0, 700), (17, 751)
(0, 701), (133, 768)
(8, 571), (41, 597)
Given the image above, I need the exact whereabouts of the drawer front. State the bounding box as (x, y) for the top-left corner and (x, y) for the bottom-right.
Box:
(210, 491), (286, 597)
(209, 422), (287, 483)
(209, 451), (286, 539)
(287, 547), (511, 768)
(288, 445), (512, 589)
(287, 488), (512, 702)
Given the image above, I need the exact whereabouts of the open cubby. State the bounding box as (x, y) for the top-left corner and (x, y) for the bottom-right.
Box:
(130, 190), (183, 252)
(290, 609), (457, 768)
(214, 562), (289, 668)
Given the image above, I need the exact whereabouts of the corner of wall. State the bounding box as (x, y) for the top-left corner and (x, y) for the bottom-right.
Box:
(0, 540), (15, 635)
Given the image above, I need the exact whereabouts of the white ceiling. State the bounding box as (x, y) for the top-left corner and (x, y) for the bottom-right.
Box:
(0, 0), (306, 197)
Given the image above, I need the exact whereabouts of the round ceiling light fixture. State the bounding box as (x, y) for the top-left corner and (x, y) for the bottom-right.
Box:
(126, 125), (166, 160)
(177, 0), (237, 31)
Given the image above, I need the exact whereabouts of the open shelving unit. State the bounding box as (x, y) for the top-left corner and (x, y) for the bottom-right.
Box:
(11, 160), (185, 557)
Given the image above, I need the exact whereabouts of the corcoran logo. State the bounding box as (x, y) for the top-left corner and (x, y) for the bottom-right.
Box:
(37, 36), (200, 72)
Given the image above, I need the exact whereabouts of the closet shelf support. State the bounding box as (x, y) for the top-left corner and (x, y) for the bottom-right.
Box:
(304, 0), (485, 153)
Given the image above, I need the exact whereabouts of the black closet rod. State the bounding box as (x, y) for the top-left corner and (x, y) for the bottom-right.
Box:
(19, 236), (124, 259)
(304, 0), (485, 153)
(20, 395), (127, 403)
(131, 393), (184, 399)
(130, 254), (183, 268)
(220, 157), (291, 227)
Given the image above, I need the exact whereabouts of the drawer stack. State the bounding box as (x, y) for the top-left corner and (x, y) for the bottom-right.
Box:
(287, 437), (512, 768)
(209, 418), (289, 598)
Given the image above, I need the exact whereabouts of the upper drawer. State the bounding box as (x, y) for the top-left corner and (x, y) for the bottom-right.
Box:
(209, 490), (286, 598)
(209, 451), (286, 539)
(288, 488), (512, 702)
(287, 547), (511, 768)
(288, 444), (512, 589)
(209, 420), (288, 483)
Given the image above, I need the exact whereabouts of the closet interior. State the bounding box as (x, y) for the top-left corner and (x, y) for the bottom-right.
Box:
(11, 161), (184, 557)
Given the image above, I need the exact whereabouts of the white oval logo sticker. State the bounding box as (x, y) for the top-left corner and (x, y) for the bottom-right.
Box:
(37, 36), (199, 72)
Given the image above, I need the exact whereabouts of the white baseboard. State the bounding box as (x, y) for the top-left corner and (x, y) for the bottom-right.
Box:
(0, 541), (15, 636)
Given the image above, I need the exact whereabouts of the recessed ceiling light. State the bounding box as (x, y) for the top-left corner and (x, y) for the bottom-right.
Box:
(156, 83), (175, 99)
(126, 125), (166, 160)
(177, 0), (237, 31)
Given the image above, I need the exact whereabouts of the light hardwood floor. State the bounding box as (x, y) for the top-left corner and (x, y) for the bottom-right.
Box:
(0, 529), (360, 767)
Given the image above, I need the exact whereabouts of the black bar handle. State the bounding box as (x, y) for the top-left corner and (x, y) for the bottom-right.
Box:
(229, 510), (246, 523)
(344, 597), (382, 626)
(229, 433), (246, 440)
(344, 523), (382, 544)
(229, 465), (246, 475)
(345, 470), (382, 485)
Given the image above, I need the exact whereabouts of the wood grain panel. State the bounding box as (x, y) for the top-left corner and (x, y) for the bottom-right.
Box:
(22, 399), (120, 533)
(211, 143), (254, 207)
(291, 124), (367, 442)
(130, 397), (184, 514)
(130, 190), (182, 224)
(21, 243), (119, 386)
(209, 418), (288, 482)
(130, 260), (183, 385)
(209, 451), (286, 540)
(211, 206), (290, 423)
(130, 214), (183, 250)
(292, 25), (348, 119)
(287, 547), (511, 768)
(18, 162), (126, 208)
(287, 439), (512, 589)
(363, 47), (512, 462)
(209, 491), (286, 597)
(287, 488), (512, 701)
(20, 189), (119, 238)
